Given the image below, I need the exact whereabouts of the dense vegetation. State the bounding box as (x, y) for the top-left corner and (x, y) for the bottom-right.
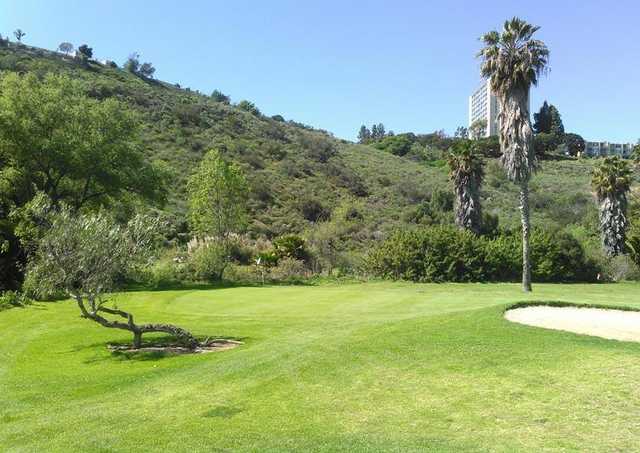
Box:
(366, 226), (597, 282)
(0, 42), (638, 295)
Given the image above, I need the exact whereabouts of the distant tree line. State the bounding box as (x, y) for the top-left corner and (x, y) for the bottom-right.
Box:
(357, 123), (393, 144)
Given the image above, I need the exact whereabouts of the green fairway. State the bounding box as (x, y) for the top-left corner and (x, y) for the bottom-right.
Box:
(2, 282), (640, 452)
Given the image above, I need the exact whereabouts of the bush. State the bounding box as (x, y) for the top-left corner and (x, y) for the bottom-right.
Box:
(237, 100), (260, 116)
(188, 240), (229, 282)
(366, 226), (598, 283)
(366, 227), (488, 282)
(145, 256), (189, 289)
(599, 255), (640, 282)
(0, 291), (32, 311)
(269, 257), (308, 283)
(299, 199), (330, 222)
(273, 234), (309, 262)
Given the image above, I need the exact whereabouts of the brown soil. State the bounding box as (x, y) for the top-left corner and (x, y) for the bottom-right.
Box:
(108, 339), (242, 355)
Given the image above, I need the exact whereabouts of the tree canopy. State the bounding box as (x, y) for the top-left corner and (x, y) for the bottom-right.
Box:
(187, 149), (248, 239)
(0, 73), (165, 211)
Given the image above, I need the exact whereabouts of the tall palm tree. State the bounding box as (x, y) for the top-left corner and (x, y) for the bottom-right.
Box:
(448, 141), (484, 234)
(591, 156), (632, 256)
(478, 17), (549, 292)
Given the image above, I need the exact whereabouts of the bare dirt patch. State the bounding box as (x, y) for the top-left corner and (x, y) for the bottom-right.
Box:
(108, 339), (242, 355)
(505, 305), (640, 342)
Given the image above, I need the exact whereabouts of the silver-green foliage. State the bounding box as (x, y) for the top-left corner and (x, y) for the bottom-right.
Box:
(27, 208), (198, 348)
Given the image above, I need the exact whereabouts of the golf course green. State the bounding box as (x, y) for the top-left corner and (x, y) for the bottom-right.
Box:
(2, 282), (640, 452)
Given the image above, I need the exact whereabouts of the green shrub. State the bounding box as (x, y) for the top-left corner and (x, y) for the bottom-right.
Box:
(366, 226), (598, 283)
(273, 234), (309, 262)
(366, 227), (488, 282)
(0, 291), (32, 311)
(269, 257), (308, 283)
(188, 241), (229, 282)
(237, 100), (260, 116)
(145, 257), (189, 289)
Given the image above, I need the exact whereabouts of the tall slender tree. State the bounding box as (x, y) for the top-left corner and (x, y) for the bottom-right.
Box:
(357, 125), (371, 144)
(478, 17), (549, 292)
(591, 157), (631, 256)
(548, 105), (565, 136)
(532, 101), (551, 134)
(448, 141), (484, 234)
(13, 29), (25, 43)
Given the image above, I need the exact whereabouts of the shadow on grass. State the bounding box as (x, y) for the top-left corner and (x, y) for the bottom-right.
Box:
(123, 279), (317, 293)
(79, 334), (248, 363)
(202, 406), (244, 419)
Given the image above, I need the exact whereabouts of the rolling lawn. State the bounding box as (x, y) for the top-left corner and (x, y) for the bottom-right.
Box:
(2, 282), (640, 452)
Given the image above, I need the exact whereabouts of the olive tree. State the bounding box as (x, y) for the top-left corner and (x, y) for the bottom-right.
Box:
(27, 208), (198, 348)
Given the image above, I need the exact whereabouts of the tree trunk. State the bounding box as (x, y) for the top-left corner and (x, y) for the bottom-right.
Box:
(133, 330), (142, 349)
(75, 296), (199, 349)
(520, 182), (532, 292)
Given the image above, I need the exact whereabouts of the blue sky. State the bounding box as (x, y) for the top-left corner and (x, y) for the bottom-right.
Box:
(2, 0), (639, 143)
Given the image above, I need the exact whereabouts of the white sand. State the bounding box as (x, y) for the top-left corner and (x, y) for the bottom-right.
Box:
(505, 305), (640, 342)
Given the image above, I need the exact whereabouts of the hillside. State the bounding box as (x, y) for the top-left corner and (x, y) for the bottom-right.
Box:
(0, 44), (610, 250)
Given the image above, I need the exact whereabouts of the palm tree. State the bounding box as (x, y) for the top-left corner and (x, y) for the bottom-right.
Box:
(591, 156), (632, 256)
(448, 141), (484, 234)
(478, 17), (549, 292)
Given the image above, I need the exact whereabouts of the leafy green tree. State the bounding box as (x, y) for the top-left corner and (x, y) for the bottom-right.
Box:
(448, 141), (484, 234)
(533, 101), (551, 134)
(57, 42), (73, 54)
(357, 125), (371, 143)
(124, 53), (140, 73)
(371, 124), (379, 140)
(27, 208), (198, 349)
(13, 29), (25, 43)
(376, 123), (386, 139)
(454, 126), (468, 138)
(564, 133), (585, 157)
(591, 157), (631, 256)
(187, 149), (248, 239)
(478, 17), (549, 292)
(139, 62), (156, 79)
(533, 132), (562, 157)
(469, 119), (487, 139)
(549, 105), (564, 136)
(0, 73), (164, 211)
(372, 134), (415, 156)
(631, 143), (640, 163)
(0, 73), (165, 285)
(211, 90), (230, 104)
(237, 100), (260, 116)
(76, 44), (93, 64)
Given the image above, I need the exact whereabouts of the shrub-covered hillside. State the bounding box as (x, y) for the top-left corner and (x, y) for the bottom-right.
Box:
(0, 45), (448, 238)
(0, 44), (626, 271)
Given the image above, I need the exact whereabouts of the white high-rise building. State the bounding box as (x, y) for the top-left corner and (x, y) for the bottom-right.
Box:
(584, 141), (635, 158)
(468, 80), (500, 138)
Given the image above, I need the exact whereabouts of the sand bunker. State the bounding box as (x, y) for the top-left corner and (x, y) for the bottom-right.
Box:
(505, 305), (640, 342)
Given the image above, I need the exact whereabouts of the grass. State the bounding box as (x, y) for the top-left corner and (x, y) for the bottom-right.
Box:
(2, 282), (640, 452)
